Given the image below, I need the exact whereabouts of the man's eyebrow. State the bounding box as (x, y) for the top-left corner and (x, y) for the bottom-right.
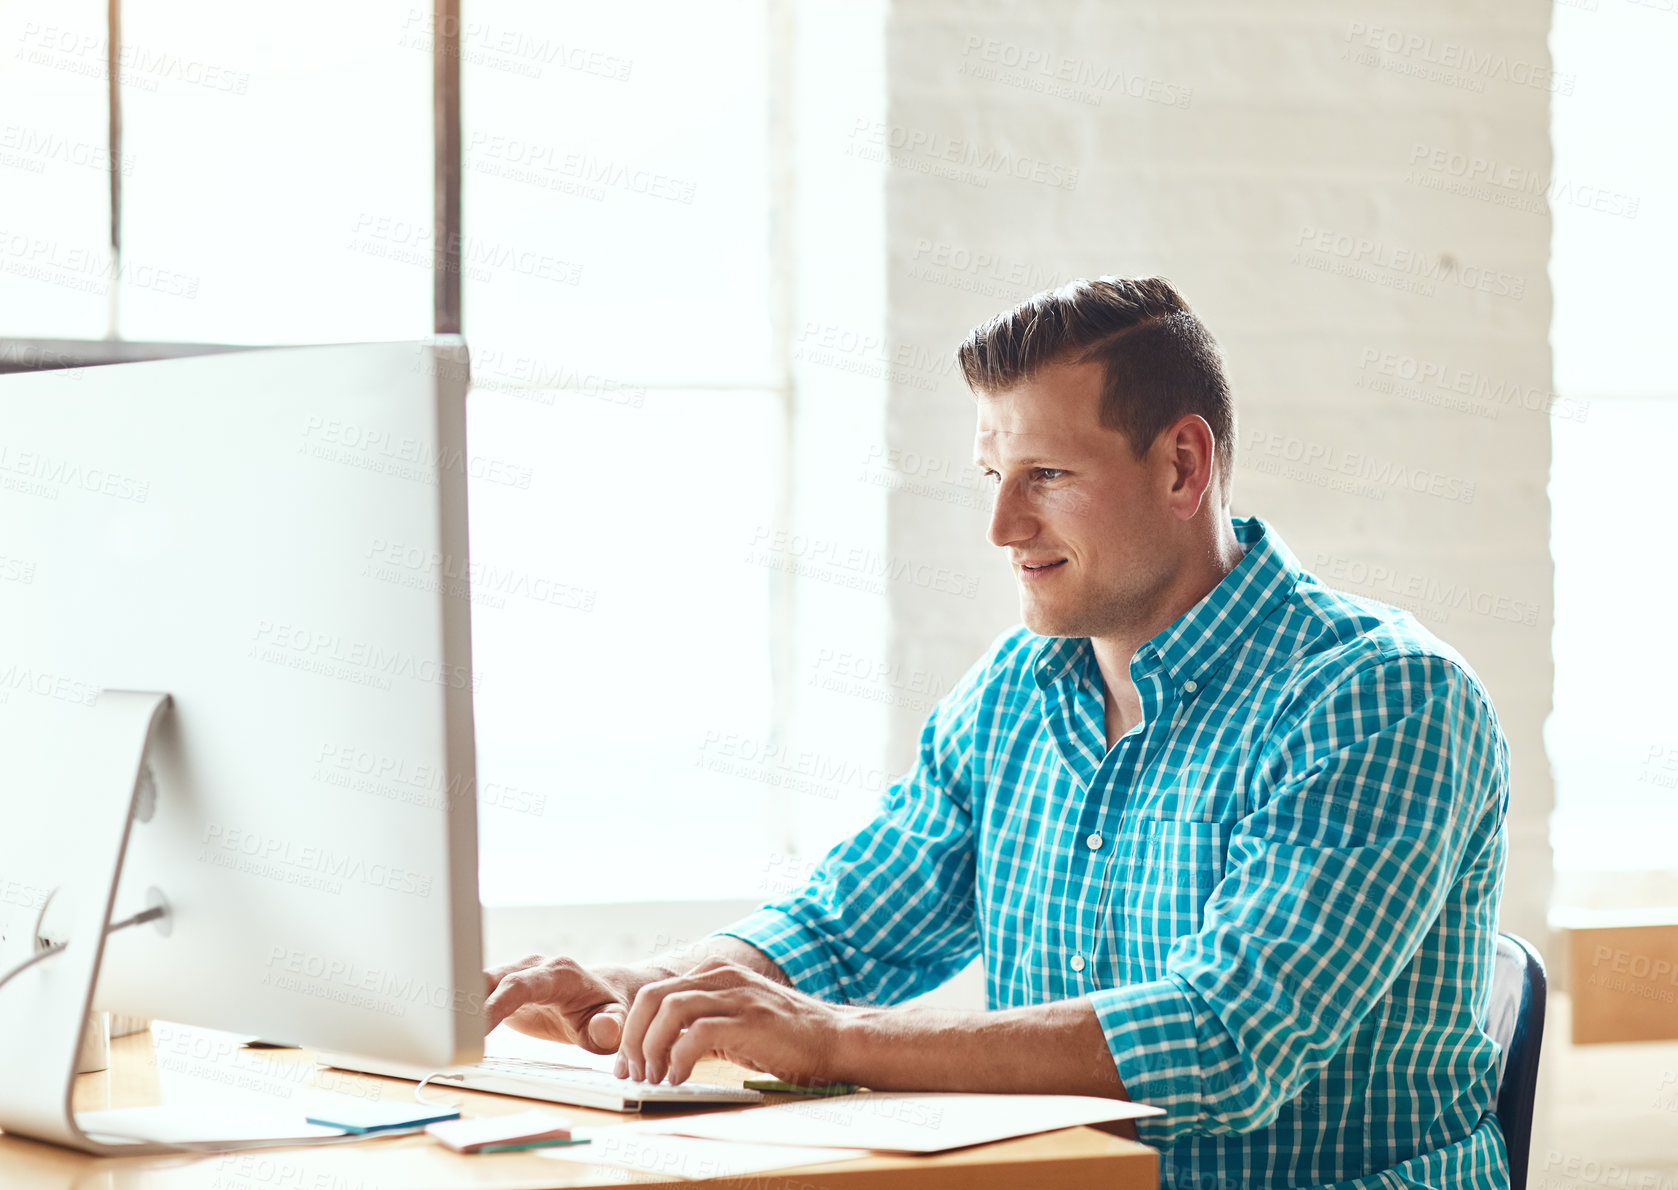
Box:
(972, 456), (1058, 468)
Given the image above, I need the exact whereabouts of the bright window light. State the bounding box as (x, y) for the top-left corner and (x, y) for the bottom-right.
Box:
(1548, 2), (1678, 876)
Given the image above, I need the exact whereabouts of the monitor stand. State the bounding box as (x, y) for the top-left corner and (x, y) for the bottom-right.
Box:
(0, 690), (175, 1156)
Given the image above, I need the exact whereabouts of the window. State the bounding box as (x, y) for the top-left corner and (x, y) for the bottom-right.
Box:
(459, 0), (784, 904)
(0, 0), (890, 909)
(0, 0), (115, 339)
(1547, 2), (1678, 881)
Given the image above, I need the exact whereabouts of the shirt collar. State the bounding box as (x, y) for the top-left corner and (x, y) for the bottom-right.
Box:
(1030, 515), (1303, 692)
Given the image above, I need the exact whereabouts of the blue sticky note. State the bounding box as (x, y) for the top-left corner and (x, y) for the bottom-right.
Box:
(305, 1102), (461, 1133)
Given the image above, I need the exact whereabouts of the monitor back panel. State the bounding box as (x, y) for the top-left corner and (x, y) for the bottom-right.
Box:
(0, 341), (483, 1066)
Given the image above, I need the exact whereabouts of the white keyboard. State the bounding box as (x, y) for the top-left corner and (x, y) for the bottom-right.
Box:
(318, 1051), (764, 1113)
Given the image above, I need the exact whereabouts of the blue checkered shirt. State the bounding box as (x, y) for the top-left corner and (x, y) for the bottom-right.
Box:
(722, 515), (1512, 1189)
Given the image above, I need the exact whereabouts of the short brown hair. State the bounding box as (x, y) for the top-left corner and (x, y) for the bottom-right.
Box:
(956, 276), (1236, 506)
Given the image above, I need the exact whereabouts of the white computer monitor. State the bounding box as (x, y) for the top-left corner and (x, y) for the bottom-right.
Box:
(0, 341), (484, 1149)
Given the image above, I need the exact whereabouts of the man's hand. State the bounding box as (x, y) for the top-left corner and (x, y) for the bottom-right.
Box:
(482, 937), (792, 1057)
(613, 956), (855, 1087)
(491, 950), (1135, 1108)
(483, 954), (638, 1053)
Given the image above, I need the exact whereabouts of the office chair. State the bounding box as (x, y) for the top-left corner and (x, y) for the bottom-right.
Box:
(1488, 932), (1547, 1190)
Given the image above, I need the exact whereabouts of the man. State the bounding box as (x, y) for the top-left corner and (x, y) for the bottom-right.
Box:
(485, 277), (1513, 1189)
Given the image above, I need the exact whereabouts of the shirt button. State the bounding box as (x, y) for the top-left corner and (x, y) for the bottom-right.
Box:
(1069, 954), (1086, 972)
(1183, 679), (1199, 694)
(1086, 833), (1103, 850)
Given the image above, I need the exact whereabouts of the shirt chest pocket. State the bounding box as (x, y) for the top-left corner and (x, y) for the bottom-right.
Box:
(1113, 818), (1228, 981)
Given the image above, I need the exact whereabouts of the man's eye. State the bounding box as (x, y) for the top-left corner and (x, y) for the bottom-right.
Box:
(1034, 468), (1065, 481)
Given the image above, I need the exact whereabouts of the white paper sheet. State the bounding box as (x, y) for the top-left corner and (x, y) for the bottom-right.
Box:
(545, 1125), (862, 1180)
(76, 1105), (347, 1145)
(636, 1091), (1163, 1153)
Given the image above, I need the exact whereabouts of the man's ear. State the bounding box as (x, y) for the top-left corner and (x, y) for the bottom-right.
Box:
(1163, 414), (1216, 520)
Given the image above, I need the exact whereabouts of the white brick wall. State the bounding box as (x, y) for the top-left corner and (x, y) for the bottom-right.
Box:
(878, 2), (1556, 961)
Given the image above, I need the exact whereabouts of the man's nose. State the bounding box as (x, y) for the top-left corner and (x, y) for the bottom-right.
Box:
(986, 478), (1035, 549)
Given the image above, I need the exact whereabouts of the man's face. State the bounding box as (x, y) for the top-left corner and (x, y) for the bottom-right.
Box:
(973, 359), (1178, 640)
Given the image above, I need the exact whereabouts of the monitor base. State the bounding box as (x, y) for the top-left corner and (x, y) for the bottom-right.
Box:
(0, 690), (175, 1156)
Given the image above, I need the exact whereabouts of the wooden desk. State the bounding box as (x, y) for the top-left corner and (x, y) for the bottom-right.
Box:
(0, 1031), (1157, 1189)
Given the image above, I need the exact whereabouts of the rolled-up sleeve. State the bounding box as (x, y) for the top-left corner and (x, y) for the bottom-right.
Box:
(717, 636), (1013, 1006)
(1090, 652), (1507, 1144)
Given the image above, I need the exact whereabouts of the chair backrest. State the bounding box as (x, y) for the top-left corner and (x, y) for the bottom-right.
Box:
(1488, 933), (1547, 1190)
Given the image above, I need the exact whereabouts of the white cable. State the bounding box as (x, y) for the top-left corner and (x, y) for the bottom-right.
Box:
(0, 944), (68, 996)
(413, 1070), (464, 1109)
(0, 899), (167, 994)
